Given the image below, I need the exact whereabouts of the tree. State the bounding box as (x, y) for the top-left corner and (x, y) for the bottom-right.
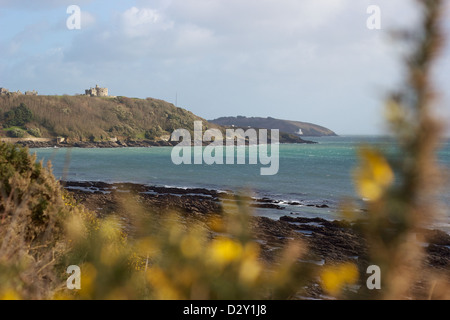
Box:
(4, 103), (33, 127)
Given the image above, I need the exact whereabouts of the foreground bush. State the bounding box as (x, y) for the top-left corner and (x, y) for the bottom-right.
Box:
(0, 142), (88, 299)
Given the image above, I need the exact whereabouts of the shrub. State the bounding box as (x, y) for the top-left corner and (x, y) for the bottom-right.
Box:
(0, 142), (87, 299)
(4, 103), (33, 127)
(144, 126), (163, 140)
(27, 127), (41, 137)
(7, 128), (26, 138)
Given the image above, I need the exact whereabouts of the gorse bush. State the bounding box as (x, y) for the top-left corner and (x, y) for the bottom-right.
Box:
(55, 192), (313, 300)
(351, 0), (449, 299)
(6, 128), (26, 138)
(0, 142), (89, 299)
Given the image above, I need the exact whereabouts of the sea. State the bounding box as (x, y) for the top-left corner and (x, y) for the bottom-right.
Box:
(30, 136), (450, 232)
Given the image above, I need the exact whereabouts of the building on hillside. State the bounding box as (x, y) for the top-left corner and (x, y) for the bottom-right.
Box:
(1, 88), (39, 96)
(10, 90), (23, 96)
(85, 85), (108, 97)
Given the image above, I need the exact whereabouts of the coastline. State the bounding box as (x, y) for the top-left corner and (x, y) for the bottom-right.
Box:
(63, 180), (450, 299)
(15, 139), (177, 148)
(10, 135), (318, 149)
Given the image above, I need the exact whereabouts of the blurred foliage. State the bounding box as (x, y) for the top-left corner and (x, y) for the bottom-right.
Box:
(351, 0), (449, 299)
(320, 262), (359, 296)
(53, 193), (312, 300)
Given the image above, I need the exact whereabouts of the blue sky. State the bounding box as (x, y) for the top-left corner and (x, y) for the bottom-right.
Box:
(0, 0), (449, 135)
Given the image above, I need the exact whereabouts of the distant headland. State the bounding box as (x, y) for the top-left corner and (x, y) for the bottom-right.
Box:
(210, 116), (337, 137)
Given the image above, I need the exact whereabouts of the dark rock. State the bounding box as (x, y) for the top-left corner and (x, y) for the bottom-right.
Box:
(250, 203), (285, 209)
(424, 229), (450, 246)
(280, 216), (328, 224)
(426, 244), (450, 269)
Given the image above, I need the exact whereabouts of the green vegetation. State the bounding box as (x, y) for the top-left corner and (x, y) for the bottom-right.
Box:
(0, 141), (88, 299)
(2, 103), (33, 128)
(145, 125), (164, 140)
(27, 127), (41, 137)
(6, 127), (26, 138)
(0, 103), (34, 138)
(0, 95), (218, 142)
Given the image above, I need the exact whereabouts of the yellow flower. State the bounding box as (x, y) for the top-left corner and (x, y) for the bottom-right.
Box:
(208, 237), (242, 266)
(52, 291), (74, 300)
(79, 263), (97, 298)
(0, 289), (21, 300)
(146, 267), (181, 300)
(239, 243), (262, 284)
(354, 148), (394, 201)
(320, 262), (359, 296)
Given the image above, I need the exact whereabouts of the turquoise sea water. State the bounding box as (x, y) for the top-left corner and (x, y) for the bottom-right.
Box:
(30, 136), (450, 230)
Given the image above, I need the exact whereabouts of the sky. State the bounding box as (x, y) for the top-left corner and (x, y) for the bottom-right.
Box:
(0, 0), (449, 135)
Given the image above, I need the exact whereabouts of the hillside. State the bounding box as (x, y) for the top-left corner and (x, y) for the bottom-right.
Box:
(210, 116), (337, 137)
(0, 95), (219, 142)
(0, 96), (318, 146)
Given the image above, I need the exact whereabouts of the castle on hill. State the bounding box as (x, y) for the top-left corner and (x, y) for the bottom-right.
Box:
(85, 85), (108, 97)
(0, 87), (38, 96)
(0, 85), (111, 97)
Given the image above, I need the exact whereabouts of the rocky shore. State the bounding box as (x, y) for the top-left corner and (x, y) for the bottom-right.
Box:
(17, 139), (177, 149)
(63, 180), (450, 299)
(15, 136), (317, 149)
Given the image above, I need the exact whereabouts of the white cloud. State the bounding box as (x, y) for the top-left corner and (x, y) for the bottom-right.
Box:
(120, 7), (173, 37)
(0, 0), (93, 9)
(174, 24), (216, 51)
(81, 11), (96, 29)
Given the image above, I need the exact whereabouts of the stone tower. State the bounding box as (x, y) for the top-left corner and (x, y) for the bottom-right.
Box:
(85, 84), (108, 97)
